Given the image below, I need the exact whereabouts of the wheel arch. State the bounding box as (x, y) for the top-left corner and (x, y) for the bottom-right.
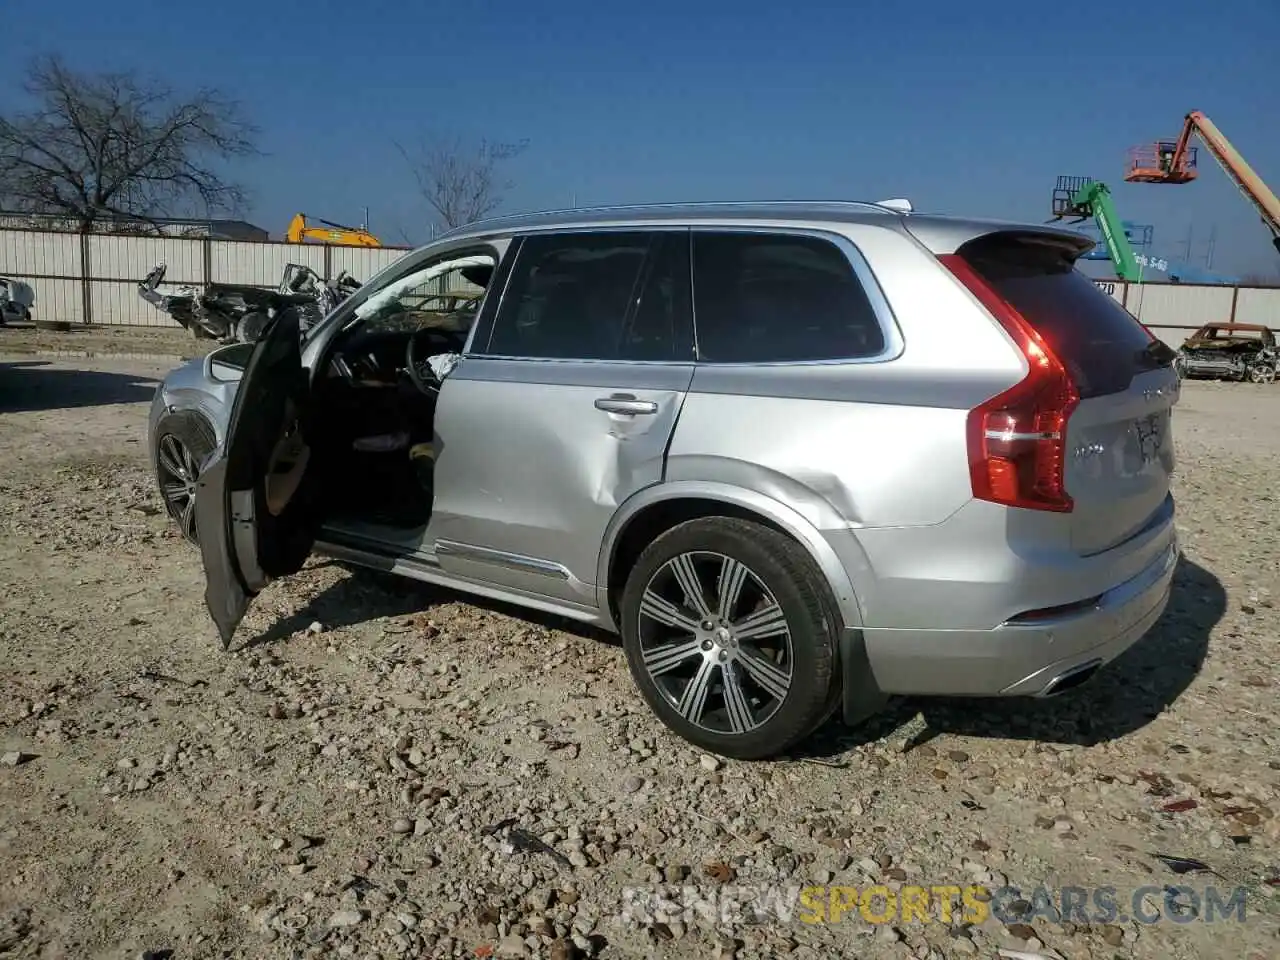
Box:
(598, 482), (867, 633)
(152, 404), (219, 474)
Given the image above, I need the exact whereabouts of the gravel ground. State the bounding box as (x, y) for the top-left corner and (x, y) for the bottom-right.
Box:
(1, 356), (1277, 960)
(0, 323), (213, 360)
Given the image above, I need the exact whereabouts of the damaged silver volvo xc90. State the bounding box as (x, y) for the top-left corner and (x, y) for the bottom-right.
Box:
(148, 200), (1181, 759)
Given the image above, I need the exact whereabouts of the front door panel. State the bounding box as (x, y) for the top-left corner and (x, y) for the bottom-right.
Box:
(195, 306), (319, 646)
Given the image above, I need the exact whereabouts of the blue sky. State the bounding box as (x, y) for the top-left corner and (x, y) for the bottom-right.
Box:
(3, 0), (1276, 275)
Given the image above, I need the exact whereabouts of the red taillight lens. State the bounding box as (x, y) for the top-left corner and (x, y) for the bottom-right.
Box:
(938, 254), (1080, 513)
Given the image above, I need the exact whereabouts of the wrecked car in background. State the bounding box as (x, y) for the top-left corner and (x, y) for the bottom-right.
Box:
(0, 276), (35, 324)
(1174, 322), (1279, 383)
(138, 262), (361, 344)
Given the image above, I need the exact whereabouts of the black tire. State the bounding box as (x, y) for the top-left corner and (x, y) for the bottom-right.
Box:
(154, 411), (217, 545)
(619, 517), (840, 760)
(236, 310), (269, 343)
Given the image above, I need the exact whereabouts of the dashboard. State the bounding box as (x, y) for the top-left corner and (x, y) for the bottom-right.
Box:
(326, 313), (472, 388)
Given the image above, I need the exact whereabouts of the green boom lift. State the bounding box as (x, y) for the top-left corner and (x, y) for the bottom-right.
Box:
(1050, 176), (1143, 281)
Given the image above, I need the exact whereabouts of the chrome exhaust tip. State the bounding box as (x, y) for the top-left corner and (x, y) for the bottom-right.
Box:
(1037, 659), (1103, 698)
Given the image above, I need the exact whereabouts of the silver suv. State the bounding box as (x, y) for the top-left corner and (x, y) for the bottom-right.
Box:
(150, 200), (1181, 759)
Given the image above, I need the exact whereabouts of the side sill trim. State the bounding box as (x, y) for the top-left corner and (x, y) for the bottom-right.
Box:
(433, 538), (571, 580)
(313, 538), (604, 627)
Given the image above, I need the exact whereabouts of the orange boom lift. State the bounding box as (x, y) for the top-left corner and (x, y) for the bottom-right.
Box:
(1125, 110), (1280, 256)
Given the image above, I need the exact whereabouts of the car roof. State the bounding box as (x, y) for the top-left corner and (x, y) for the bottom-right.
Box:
(433, 201), (1090, 255)
(1199, 323), (1270, 332)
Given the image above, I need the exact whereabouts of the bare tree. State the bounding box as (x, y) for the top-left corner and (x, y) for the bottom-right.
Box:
(0, 55), (258, 231)
(396, 135), (528, 231)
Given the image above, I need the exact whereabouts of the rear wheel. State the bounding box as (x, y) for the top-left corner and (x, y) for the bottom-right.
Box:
(619, 517), (839, 760)
(155, 412), (217, 545)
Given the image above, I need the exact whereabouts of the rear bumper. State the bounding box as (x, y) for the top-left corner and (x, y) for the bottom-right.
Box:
(855, 534), (1178, 698)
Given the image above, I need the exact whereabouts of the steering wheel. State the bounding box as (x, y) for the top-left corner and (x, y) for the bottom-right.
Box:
(404, 326), (457, 395)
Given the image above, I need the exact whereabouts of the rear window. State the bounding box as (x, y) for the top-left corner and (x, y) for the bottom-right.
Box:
(691, 232), (886, 363)
(960, 234), (1169, 398)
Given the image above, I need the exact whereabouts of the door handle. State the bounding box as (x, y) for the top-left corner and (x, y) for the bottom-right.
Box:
(594, 393), (658, 416)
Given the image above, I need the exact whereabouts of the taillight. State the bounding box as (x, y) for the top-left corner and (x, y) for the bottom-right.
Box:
(938, 254), (1080, 513)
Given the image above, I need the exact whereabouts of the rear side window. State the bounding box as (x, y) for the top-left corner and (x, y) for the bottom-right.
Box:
(959, 234), (1167, 398)
(485, 232), (646, 359)
(691, 232), (886, 363)
(482, 231), (691, 361)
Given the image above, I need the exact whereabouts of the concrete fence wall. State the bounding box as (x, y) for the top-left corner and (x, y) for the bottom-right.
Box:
(0, 227), (412, 327)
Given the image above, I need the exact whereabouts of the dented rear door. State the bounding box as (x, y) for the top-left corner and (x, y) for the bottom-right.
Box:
(426, 230), (695, 606)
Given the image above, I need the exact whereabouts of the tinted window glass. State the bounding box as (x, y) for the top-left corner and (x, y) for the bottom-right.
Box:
(619, 232), (693, 361)
(691, 232), (886, 363)
(485, 232), (660, 360)
(960, 234), (1167, 398)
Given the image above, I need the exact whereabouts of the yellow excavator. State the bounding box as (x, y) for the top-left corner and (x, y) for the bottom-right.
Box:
(285, 213), (382, 247)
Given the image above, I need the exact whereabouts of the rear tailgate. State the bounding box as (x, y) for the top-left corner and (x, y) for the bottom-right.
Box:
(959, 233), (1178, 555)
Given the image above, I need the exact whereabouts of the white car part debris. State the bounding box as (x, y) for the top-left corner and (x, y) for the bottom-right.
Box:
(0, 278), (35, 308)
(425, 352), (461, 382)
(0, 277), (35, 322)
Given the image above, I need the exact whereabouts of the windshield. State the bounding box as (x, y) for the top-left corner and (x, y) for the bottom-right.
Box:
(348, 253), (493, 334)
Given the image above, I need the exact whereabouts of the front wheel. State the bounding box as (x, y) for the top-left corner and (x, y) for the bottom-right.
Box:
(154, 412), (217, 545)
(619, 517), (840, 760)
(1249, 362), (1276, 384)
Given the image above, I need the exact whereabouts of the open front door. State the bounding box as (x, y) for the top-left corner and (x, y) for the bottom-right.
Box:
(195, 307), (322, 647)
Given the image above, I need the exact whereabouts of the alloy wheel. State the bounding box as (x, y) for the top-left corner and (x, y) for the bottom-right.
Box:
(636, 551), (794, 735)
(157, 433), (201, 542)
(1250, 364), (1276, 384)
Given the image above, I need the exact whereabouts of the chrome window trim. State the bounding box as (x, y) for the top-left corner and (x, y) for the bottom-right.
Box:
(434, 538), (571, 580)
(460, 221), (905, 368)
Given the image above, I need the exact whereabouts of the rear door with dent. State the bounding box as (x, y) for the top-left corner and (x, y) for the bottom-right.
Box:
(427, 229), (696, 604)
(195, 306), (324, 646)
